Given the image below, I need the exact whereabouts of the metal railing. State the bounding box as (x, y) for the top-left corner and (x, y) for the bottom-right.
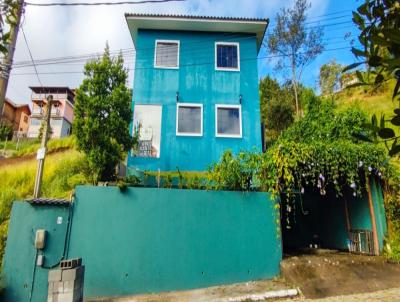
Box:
(32, 93), (68, 100)
(348, 229), (375, 255)
(31, 107), (61, 116)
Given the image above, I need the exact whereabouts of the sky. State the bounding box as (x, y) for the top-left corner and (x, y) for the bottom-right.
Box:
(7, 0), (362, 104)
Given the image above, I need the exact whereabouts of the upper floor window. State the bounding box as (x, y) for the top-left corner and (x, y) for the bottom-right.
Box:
(176, 103), (203, 136)
(154, 40), (180, 69)
(215, 42), (240, 71)
(215, 104), (242, 138)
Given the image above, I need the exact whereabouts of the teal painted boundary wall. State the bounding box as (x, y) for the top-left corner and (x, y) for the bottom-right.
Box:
(282, 178), (387, 252)
(2, 186), (281, 302)
(2, 204), (70, 302)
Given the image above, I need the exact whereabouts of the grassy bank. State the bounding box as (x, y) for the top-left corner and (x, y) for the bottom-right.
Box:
(0, 136), (77, 158)
(0, 149), (89, 265)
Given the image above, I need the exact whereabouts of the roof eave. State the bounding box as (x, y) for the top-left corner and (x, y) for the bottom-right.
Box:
(125, 14), (269, 54)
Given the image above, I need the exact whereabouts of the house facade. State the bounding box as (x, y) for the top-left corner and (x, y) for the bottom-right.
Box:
(27, 87), (75, 139)
(125, 14), (268, 171)
(1, 98), (31, 138)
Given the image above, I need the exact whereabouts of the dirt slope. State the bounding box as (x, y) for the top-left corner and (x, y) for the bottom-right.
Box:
(281, 251), (400, 299)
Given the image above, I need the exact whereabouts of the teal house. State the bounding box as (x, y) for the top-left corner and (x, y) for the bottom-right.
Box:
(125, 14), (268, 171)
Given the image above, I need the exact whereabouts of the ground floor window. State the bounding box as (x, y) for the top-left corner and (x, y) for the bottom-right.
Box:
(176, 103), (203, 136)
(133, 104), (162, 158)
(215, 104), (242, 138)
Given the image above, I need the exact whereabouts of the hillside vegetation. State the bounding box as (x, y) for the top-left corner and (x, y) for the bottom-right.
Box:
(0, 141), (89, 264)
(334, 80), (398, 120)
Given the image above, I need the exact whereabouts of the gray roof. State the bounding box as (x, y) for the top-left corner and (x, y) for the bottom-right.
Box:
(124, 13), (268, 23)
(125, 14), (269, 53)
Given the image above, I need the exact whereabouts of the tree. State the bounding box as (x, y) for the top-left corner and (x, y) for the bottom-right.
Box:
(267, 0), (325, 118)
(319, 60), (343, 96)
(259, 76), (295, 142)
(345, 0), (400, 157)
(73, 45), (134, 182)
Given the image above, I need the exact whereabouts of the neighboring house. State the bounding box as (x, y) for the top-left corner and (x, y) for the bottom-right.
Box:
(340, 72), (360, 90)
(27, 87), (75, 138)
(125, 14), (268, 171)
(1, 98), (31, 138)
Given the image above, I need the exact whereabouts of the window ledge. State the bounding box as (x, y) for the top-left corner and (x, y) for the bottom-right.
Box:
(176, 133), (203, 137)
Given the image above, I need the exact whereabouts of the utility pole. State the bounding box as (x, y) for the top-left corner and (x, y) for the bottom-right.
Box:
(33, 95), (52, 198)
(0, 0), (25, 117)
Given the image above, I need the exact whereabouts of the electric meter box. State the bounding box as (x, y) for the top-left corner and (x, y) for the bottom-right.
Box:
(35, 229), (46, 250)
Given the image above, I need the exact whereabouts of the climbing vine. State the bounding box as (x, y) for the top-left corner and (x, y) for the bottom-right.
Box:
(209, 98), (390, 197)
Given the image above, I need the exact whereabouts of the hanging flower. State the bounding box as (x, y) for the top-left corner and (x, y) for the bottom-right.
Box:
(350, 182), (356, 189)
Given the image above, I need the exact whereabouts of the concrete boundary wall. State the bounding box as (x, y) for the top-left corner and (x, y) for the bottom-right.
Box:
(2, 186), (281, 302)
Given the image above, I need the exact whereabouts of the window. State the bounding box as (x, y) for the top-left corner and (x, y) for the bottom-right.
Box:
(30, 118), (41, 126)
(176, 103), (203, 136)
(133, 105), (162, 158)
(50, 119), (62, 127)
(154, 40), (180, 69)
(215, 42), (240, 71)
(215, 105), (242, 138)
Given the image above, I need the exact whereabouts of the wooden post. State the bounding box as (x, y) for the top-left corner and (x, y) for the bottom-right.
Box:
(0, 0), (25, 117)
(366, 177), (380, 255)
(33, 95), (53, 198)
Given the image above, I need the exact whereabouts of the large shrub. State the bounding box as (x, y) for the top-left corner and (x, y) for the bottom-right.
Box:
(73, 45), (134, 182)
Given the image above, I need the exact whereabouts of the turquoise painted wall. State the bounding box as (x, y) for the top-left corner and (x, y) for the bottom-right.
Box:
(127, 29), (262, 171)
(2, 186), (281, 301)
(2, 203), (70, 302)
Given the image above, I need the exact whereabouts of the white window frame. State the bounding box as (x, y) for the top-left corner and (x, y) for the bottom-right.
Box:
(176, 103), (203, 137)
(215, 104), (242, 138)
(215, 42), (240, 72)
(154, 39), (180, 69)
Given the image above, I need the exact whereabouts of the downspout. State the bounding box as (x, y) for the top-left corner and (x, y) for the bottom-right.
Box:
(366, 177), (380, 255)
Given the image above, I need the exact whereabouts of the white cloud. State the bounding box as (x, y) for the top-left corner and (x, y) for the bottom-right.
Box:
(7, 0), (329, 104)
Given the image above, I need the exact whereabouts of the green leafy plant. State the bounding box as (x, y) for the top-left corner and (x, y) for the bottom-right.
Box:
(0, 122), (12, 141)
(0, 0), (19, 56)
(345, 0), (400, 157)
(210, 98), (389, 198)
(208, 150), (262, 191)
(73, 44), (134, 182)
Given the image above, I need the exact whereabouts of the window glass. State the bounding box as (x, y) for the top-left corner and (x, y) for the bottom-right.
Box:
(133, 105), (162, 158)
(155, 41), (179, 68)
(217, 106), (241, 136)
(177, 105), (202, 135)
(30, 118), (41, 126)
(216, 44), (239, 69)
(50, 119), (62, 126)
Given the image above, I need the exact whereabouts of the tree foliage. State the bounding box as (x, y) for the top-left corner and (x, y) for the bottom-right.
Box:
(346, 0), (400, 157)
(259, 76), (295, 140)
(267, 0), (325, 117)
(0, 0), (19, 56)
(210, 98), (389, 198)
(73, 45), (134, 182)
(319, 60), (343, 96)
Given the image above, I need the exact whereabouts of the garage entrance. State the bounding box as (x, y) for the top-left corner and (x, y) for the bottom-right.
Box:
(281, 177), (387, 255)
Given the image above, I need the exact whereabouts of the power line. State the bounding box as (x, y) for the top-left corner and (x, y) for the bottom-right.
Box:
(25, 0), (185, 6)
(10, 46), (352, 76)
(20, 25), (43, 86)
(11, 25), (357, 70)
